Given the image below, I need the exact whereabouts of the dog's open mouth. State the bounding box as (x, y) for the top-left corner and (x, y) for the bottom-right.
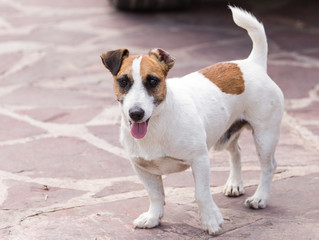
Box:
(129, 118), (150, 139)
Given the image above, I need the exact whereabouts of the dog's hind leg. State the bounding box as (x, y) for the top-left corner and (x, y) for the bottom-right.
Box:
(132, 164), (165, 228)
(215, 119), (248, 197)
(223, 134), (245, 197)
(245, 124), (280, 209)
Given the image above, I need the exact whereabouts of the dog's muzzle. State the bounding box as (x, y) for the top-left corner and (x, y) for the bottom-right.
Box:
(128, 107), (150, 139)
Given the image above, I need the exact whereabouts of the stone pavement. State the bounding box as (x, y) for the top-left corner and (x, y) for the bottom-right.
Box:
(0, 0), (318, 239)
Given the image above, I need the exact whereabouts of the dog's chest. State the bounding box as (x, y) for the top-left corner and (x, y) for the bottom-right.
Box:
(132, 156), (190, 175)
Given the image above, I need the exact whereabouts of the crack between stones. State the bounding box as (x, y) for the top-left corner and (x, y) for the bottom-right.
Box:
(0, 225), (13, 231)
(219, 217), (264, 236)
(19, 204), (87, 224)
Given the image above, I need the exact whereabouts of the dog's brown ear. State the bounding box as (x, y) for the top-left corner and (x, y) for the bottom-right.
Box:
(149, 48), (175, 71)
(100, 49), (129, 75)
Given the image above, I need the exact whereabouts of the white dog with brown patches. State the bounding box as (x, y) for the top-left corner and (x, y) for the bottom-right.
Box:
(101, 6), (284, 235)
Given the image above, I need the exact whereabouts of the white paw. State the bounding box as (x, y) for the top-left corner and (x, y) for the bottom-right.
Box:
(223, 180), (245, 197)
(245, 195), (267, 209)
(200, 209), (224, 235)
(133, 211), (161, 229)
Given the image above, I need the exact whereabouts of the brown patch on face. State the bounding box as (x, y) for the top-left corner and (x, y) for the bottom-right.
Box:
(199, 62), (245, 94)
(140, 55), (168, 105)
(112, 56), (137, 102)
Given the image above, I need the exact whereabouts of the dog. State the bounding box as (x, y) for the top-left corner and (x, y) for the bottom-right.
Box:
(100, 6), (284, 235)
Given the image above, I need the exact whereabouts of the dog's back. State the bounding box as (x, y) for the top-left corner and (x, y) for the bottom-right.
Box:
(164, 6), (284, 151)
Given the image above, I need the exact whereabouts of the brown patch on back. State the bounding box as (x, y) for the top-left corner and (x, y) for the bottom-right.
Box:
(199, 62), (245, 95)
(140, 55), (168, 104)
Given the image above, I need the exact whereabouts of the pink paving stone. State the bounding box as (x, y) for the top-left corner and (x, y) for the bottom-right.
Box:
(272, 126), (319, 166)
(0, 52), (23, 76)
(215, 174), (319, 220)
(268, 64), (319, 99)
(6, 50), (107, 83)
(270, 54), (299, 62)
(187, 37), (252, 64)
(101, 25), (238, 50)
(14, 0), (107, 8)
(214, 174), (319, 240)
(87, 124), (122, 148)
(304, 124), (319, 136)
(299, 50), (319, 60)
(32, 46), (104, 69)
(0, 86), (111, 108)
(0, 115), (46, 141)
(92, 11), (160, 30)
(288, 102), (319, 122)
(1, 51), (112, 85)
(0, 137), (134, 179)
(0, 5), (20, 16)
(2, 180), (86, 210)
(67, 52), (106, 72)
(93, 181), (144, 198)
(16, 174), (319, 240)
(75, 80), (114, 97)
(268, 29), (319, 51)
(16, 198), (205, 239)
(0, 28), (96, 46)
(1, 55), (81, 84)
(218, 218), (318, 240)
(6, 9), (107, 30)
(18, 107), (104, 124)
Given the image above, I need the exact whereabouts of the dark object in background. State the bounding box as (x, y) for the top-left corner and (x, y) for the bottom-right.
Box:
(109, 0), (192, 11)
(109, 0), (298, 13)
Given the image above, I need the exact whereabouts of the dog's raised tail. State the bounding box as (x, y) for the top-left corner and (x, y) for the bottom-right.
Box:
(229, 6), (268, 70)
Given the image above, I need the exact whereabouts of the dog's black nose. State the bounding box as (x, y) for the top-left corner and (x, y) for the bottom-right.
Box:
(129, 107), (145, 122)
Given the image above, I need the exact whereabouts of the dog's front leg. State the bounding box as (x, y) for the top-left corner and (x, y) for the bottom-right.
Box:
(192, 156), (224, 235)
(132, 163), (165, 229)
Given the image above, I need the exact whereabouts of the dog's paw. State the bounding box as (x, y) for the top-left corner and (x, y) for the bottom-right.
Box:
(133, 211), (161, 229)
(245, 195), (267, 209)
(223, 180), (245, 197)
(200, 210), (224, 235)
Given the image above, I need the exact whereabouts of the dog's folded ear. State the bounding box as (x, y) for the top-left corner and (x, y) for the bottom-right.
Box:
(100, 49), (129, 75)
(149, 48), (175, 71)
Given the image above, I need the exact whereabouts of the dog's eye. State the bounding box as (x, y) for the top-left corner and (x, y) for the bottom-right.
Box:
(117, 75), (130, 88)
(146, 75), (160, 89)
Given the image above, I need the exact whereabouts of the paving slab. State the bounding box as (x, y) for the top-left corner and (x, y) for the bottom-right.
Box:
(0, 0), (318, 239)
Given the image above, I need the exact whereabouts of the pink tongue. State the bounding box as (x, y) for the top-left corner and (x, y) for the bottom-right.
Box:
(130, 122), (148, 139)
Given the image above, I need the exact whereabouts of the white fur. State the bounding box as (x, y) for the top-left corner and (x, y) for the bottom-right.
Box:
(118, 6), (284, 235)
(122, 56), (155, 123)
(229, 5), (268, 70)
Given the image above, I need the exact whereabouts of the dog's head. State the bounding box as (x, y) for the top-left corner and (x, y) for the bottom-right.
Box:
(101, 48), (175, 139)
